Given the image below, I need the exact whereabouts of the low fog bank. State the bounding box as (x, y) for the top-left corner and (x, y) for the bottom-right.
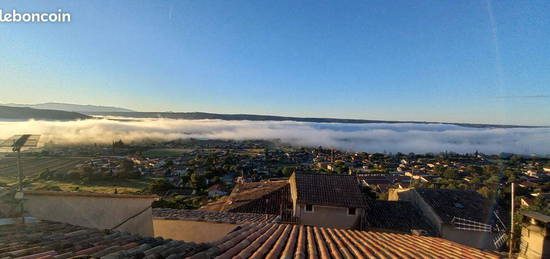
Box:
(1, 118), (549, 154)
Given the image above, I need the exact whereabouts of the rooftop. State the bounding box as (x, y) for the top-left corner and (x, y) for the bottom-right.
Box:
(291, 173), (368, 208)
(0, 220), (209, 258)
(200, 180), (289, 213)
(362, 200), (436, 235)
(190, 223), (499, 259)
(153, 208), (277, 224)
(357, 175), (392, 185)
(1, 219), (499, 259)
(414, 188), (503, 224)
(520, 210), (550, 223)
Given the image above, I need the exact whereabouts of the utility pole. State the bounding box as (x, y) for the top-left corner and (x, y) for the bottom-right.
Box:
(1, 134), (41, 224)
(17, 149), (24, 224)
(509, 182), (515, 257)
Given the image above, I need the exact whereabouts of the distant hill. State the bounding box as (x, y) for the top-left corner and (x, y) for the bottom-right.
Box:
(89, 111), (541, 128)
(0, 106), (90, 121)
(2, 102), (134, 113)
(1, 104), (542, 128)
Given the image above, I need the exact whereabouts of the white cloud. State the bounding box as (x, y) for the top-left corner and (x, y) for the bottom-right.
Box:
(1, 118), (549, 154)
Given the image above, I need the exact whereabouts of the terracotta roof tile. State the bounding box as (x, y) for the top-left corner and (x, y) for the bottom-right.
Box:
(190, 223), (500, 259)
(200, 180), (291, 214)
(0, 220), (209, 259)
(1, 219), (500, 259)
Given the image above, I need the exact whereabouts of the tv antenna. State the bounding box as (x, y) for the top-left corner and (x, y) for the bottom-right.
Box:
(0, 134), (41, 223)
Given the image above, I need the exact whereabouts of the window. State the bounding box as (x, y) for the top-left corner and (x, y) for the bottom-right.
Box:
(305, 204), (314, 212)
(348, 207), (356, 215)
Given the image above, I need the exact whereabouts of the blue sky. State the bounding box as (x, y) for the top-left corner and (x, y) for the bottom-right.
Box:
(1, 0), (549, 125)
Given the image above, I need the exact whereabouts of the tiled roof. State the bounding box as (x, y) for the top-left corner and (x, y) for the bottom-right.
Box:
(189, 223), (499, 259)
(520, 210), (550, 223)
(207, 184), (226, 192)
(415, 188), (503, 224)
(292, 173), (368, 208)
(357, 175), (392, 185)
(362, 200), (436, 235)
(200, 180), (290, 213)
(0, 220), (499, 259)
(153, 208), (277, 224)
(0, 220), (210, 259)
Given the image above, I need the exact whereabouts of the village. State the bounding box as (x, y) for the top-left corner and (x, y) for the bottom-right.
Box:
(1, 139), (550, 258)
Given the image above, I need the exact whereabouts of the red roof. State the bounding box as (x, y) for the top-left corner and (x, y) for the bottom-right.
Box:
(190, 223), (499, 258)
(1, 220), (499, 258)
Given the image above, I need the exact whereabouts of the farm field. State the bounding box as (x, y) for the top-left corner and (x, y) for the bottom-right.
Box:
(0, 157), (88, 184)
(0, 156), (158, 194)
(30, 177), (159, 194)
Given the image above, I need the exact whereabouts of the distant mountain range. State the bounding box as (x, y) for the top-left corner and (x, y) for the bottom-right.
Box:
(89, 111), (541, 128)
(2, 102), (134, 113)
(0, 103), (543, 128)
(0, 105), (90, 120)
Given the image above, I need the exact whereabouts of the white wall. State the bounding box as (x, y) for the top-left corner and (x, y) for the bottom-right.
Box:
(296, 204), (361, 229)
(24, 191), (156, 236)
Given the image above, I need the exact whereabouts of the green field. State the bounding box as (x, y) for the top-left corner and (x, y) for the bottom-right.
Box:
(0, 157), (156, 194)
(0, 157), (87, 184)
(29, 177), (159, 194)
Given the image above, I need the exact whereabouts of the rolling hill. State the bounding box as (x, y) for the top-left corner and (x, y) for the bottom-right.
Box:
(2, 102), (134, 113)
(0, 106), (90, 121)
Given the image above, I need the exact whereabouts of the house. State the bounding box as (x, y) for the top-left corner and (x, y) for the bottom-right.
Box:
(221, 172), (236, 185)
(521, 196), (535, 207)
(289, 173), (368, 229)
(389, 187), (507, 250)
(525, 170), (544, 178)
(357, 174), (392, 193)
(519, 181), (537, 188)
(518, 210), (550, 259)
(207, 184), (228, 198)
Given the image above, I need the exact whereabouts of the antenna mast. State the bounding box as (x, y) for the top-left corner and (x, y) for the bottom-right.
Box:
(1, 134), (41, 223)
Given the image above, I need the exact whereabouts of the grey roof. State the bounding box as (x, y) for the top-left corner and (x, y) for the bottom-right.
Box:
(520, 210), (550, 223)
(153, 208), (277, 224)
(292, 173), (368, 208)
(415, 188), (502, 224)
(362, 200), (436, 235)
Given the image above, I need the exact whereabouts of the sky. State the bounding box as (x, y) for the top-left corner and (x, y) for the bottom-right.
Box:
(1, 0), (549, 126)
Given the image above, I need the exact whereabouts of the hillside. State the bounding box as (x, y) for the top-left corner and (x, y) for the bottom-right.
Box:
(0, 106), (90, 121)
(2, 102), (134, 113)
(88, 111), (540, 128)
(1, 105), (542, 128)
